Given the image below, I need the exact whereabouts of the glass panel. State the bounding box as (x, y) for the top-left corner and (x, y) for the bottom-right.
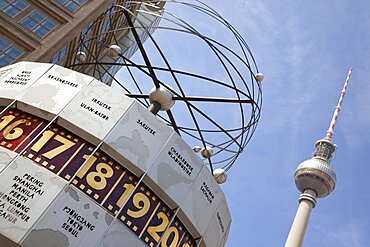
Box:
(33, 25), (48, 37)
(57, 0), (68, 4)
(65, 1), (79, 11)
(0, 55), (12, 67)
(50, 44), (67, 65)
(0, 1), (8, 9)
(60, 46), (67, 57)
(51, 54), (58, 63)
(101, 19), (110, 33)
(30, 10), (45, 22)
(3, 5), (18, 17)
(0, 38), (10, 50)
(6, 46), (22, 59)
(42, 19), (56, 30)
(58, 0), (87, 11)
(76, 0), (87, 5)
(14, 0), (30, 10)
(20, 18), (37, 29)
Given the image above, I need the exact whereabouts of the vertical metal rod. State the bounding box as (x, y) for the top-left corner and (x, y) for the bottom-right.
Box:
(122, 9), (160, 88)
(148, 101), (161, 115)
(325, 67), (353, 140)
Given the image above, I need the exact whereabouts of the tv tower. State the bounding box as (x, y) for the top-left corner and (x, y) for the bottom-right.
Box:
(285, 67), (353, 247)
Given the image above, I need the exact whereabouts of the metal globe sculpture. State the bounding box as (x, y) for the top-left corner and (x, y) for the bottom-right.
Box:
(75, 51), (87, 63)
(108, 44), (122, 58)
(213, 168), (228, 184)
(67, 0), (263, 174)
(256, 73), (265, 82)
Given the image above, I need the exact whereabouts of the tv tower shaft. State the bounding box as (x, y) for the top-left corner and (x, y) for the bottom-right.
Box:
(285, 67), (353, 247)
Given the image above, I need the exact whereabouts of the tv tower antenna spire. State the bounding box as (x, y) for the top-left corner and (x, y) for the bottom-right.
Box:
(326, 67), (353, 140)
(285, 67), (353, 247)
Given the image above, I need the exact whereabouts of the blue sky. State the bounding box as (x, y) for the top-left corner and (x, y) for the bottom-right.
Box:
(210, 1), (370, 246)
(117, 1), (370, 246)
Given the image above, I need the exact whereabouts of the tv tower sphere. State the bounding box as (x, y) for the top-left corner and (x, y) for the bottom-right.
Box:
(294, 140), (336, 198)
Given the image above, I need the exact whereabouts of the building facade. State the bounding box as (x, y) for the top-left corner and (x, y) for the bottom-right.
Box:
(1, 0), (117, 65)
(0, 0), (163, 83)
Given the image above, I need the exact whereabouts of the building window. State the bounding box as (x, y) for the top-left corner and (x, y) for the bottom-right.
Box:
(20, 10), (57, 37)
(0, 0), (29, 17)
(57, 0), (87, 12)
(78, 20), (93, 51)
(51, 44), (67, 66)
(0, 37), (23, 67)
